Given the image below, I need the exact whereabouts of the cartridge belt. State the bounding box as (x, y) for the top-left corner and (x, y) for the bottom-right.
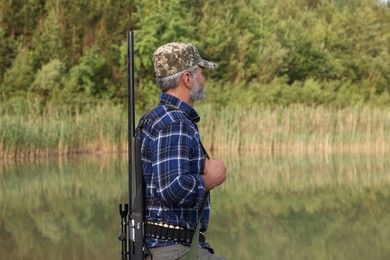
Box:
(144, 221), (205, 243)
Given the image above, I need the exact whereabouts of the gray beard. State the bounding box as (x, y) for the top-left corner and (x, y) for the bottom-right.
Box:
(189, 75), (206, 101)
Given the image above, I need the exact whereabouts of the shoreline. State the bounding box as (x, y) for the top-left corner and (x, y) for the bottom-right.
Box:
(2, 143), (390, 163)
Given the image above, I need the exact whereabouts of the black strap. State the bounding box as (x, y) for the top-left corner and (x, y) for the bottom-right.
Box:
(192, 140), (210, 248)
(198, 140), (210, 213)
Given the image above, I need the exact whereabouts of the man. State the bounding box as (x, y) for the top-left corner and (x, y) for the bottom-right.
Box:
(139, 42), (227, 260)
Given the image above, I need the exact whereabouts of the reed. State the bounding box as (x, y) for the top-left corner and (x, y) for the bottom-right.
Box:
(198, 105), (390, 153)
(0, 100), (127, 159)
(2, 101), (390, 159)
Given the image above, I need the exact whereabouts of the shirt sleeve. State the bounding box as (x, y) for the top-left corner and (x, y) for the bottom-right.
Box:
(151, 121), (206, 208)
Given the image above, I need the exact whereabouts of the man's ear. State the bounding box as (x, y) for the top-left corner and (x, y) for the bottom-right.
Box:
(182, 71), (192, 88)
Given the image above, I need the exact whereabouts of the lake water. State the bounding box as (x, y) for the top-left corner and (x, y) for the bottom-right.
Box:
(1, 152), (390, 260)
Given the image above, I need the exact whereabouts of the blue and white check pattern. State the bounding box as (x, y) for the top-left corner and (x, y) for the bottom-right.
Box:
(138, 93), (210, 248)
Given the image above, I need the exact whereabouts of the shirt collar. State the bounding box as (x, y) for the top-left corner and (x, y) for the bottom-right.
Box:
(160, 93), (200, 123)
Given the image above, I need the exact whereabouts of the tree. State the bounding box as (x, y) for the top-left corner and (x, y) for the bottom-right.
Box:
(31, 8), (65, 66)
(60, 48), (106, 105)
(29, 59), (65, 104)
(0, 46), (36, 100)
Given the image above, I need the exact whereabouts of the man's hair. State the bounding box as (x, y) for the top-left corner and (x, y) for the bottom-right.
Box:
(156, 65), (198, 92)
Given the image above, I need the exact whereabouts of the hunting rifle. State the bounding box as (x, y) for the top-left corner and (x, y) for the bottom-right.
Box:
(119, 31), (145, 260)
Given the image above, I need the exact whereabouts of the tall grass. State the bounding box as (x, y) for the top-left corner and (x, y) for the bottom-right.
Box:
(0, 100), (127, 159)
(2, 100), (390, 159)
(198, 105), (390, 153)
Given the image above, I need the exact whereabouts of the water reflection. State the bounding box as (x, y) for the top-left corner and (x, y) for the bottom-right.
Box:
(209, 152), (390, 260)
(217, 151), (390, 192)
(1, 152), (390, 259)
(0, 155), (128, 260)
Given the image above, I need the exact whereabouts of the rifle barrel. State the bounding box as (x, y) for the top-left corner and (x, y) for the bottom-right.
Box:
(128, 31), (144, 260)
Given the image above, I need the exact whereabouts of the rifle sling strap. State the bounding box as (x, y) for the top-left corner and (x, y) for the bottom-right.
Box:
(188, 141), (210, 259)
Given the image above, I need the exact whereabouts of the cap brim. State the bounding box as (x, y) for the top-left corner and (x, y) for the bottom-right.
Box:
(199, 59), (218, 69)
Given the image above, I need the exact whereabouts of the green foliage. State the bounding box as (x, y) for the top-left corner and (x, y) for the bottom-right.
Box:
(60, 48), (106, 105)
(31, 9), (65, 65)
(0, 46), (36, 99)
(0, 0), (390, 108)
(0, 16), (16, 82)
(29, 59), (65, 103)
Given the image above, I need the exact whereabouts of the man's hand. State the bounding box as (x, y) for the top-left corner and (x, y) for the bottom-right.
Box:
(203, 159), (227, 191)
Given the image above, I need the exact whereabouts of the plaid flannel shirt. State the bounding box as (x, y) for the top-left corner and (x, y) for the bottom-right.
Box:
(138, 93), (210, 248)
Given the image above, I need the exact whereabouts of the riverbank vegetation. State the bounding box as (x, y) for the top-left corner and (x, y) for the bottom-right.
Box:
(0, 99), (127, 159)
(1, 0), (390, 158)
(2, 100), (390, 159)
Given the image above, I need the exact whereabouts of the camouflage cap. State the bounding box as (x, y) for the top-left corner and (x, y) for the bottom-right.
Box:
(153, 42), (218, 78)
